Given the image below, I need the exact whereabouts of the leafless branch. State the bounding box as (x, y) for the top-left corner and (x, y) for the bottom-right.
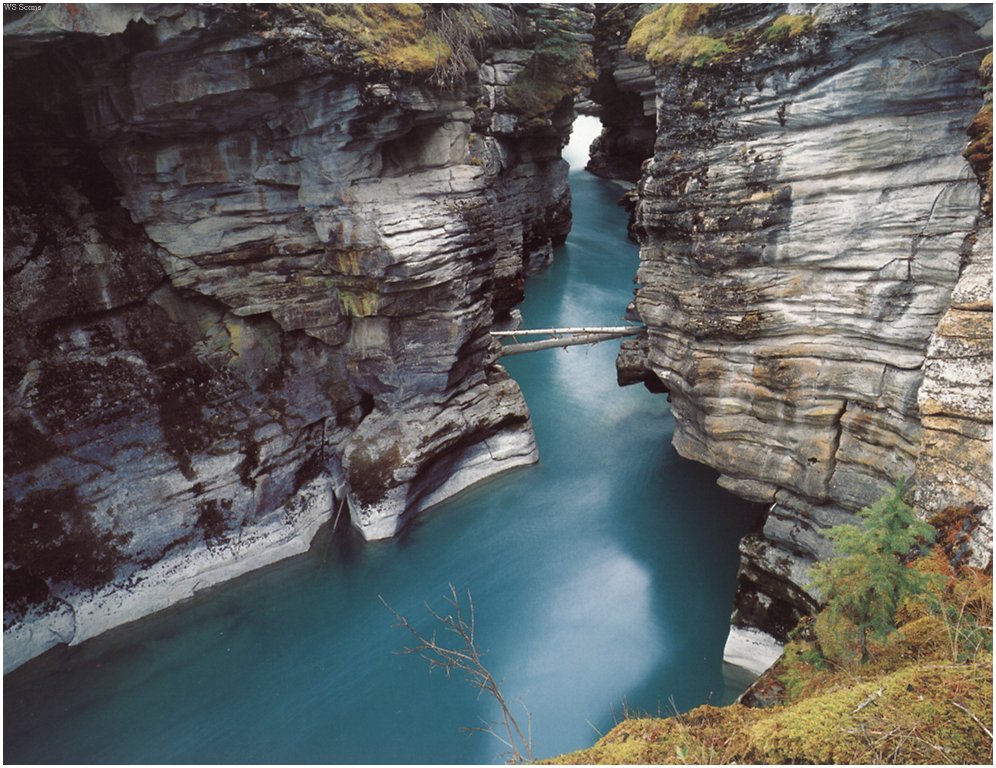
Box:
(380, 584), (534, 763)
(951, 700), (994, 742)
(852, 687), (884, 714)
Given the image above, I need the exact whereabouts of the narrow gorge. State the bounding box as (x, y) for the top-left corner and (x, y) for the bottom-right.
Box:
(4, 2), (993, 764)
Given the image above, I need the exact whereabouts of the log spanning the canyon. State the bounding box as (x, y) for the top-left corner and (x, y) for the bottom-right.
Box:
(493, 326), (643, 356)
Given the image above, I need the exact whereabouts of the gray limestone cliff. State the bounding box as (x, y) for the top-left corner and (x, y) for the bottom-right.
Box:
(612, 3), (993, 642)
(583, 4), (655, 183)
(3, 3), (593, 671)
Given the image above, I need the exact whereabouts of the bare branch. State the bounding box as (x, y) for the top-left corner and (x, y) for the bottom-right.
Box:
(951, 700), (994, 742)
(380, 585), (534, 763)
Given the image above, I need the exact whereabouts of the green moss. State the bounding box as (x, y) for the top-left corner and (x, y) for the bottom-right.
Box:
(627, 5), (820, 69)
(750, 660), (992, 764)
(763, 13), (815, 41)
(547, 708), (764, 765)
(627, 4), (714, 54)
(545, 558), (993, 765)
(980, 51), (993, 75)
(626, 4), (727, 68)
(337, 288), (379, 317)
(550, 659), (992, 765)
(304, 4), (451, 77)
(327, 247), (375, 277)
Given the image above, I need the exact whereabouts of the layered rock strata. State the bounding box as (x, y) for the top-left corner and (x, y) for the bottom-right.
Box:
(616, 3), (993, 642)
(3, 3), (591, 671)
(914, 52), (994, 560)
(584, 4), (656, 182)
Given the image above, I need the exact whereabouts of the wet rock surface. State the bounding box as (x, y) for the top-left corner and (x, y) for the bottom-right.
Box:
(614, 3), (992, 640)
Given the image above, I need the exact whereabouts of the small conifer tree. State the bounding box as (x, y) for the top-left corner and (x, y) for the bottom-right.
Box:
(809, 481), (936, 662)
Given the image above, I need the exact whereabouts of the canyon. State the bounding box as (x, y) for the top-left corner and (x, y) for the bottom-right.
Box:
(4, 0), (993, 689)
(4, 3), (592, 670)
(606, 2), (992, 645)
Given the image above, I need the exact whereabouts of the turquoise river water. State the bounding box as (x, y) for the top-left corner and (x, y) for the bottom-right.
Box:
(4, 164), (761, 764)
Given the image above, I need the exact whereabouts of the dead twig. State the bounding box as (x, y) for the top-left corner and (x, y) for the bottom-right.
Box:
(951, 700), (994, 742)
(381, 584), (534, 764)
(852, 687), (884, 714)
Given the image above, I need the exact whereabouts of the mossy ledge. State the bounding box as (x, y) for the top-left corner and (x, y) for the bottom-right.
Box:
(545, 541), (993, 764)
(547, 657), (991, 764)
(290, 3), (521, 86)
(626, 3), (726, 68)
(625, 3), (819, 69)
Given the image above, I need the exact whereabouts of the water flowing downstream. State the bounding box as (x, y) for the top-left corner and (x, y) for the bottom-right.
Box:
(4, 137), (761, 764)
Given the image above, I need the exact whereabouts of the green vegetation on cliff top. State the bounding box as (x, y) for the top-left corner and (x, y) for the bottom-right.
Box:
(626, 4), (817, 68)
(763, 13), (816, 41)
(546, 490), (993, 764)
(626, 3), (727, 67)
(549, 654), (991, 765)
(809, 481), (937, 663)
(304, 4), (447, 75)
(301, 3), (517, 85)
(299, 3), (593, 123)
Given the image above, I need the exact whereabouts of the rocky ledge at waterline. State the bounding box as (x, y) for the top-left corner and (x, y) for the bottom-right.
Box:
(3, 3), (595, 672)
(612, 3), (993, 644)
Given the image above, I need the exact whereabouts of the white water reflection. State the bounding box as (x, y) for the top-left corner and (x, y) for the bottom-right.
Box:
(527, 547), (662, 683)
(481, 547), (663, 762)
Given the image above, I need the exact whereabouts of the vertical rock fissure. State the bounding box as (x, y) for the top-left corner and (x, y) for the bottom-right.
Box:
(823, 399), (849, 492)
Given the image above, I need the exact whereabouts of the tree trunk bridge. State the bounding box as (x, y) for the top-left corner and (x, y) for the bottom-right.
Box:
(493, 326), (643, 357)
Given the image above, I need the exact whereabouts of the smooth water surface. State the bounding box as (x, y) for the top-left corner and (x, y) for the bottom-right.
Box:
(4, 167), (760, 764)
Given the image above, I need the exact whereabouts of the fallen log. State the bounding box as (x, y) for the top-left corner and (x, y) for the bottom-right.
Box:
(498, 329), (640, 357)
(491, 325), (640, 337)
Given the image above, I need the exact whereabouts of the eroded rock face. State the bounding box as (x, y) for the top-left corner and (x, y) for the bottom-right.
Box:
(616, 3), (992, 640)
(3, 3), (591, 670)
(584, 5), (656, 182)
(914, 52), (994, 561)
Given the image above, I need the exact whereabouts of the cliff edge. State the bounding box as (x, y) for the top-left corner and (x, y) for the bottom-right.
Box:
(613, 2), (992, 642)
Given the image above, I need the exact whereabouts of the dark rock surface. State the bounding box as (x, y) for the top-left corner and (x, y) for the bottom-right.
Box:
(584, 4), (656, 182)
(3, 3), (593, 670)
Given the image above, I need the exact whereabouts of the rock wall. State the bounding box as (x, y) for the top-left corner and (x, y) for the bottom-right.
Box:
(3, 3), (592, 671)
(914, 51), (994, 561)
(615, 3), (992, 641)
(584, 4), (656, 182)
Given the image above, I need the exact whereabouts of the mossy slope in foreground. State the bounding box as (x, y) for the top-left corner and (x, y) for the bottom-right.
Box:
(548, 656), (991, 764)
(546, 552), (993, 764)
